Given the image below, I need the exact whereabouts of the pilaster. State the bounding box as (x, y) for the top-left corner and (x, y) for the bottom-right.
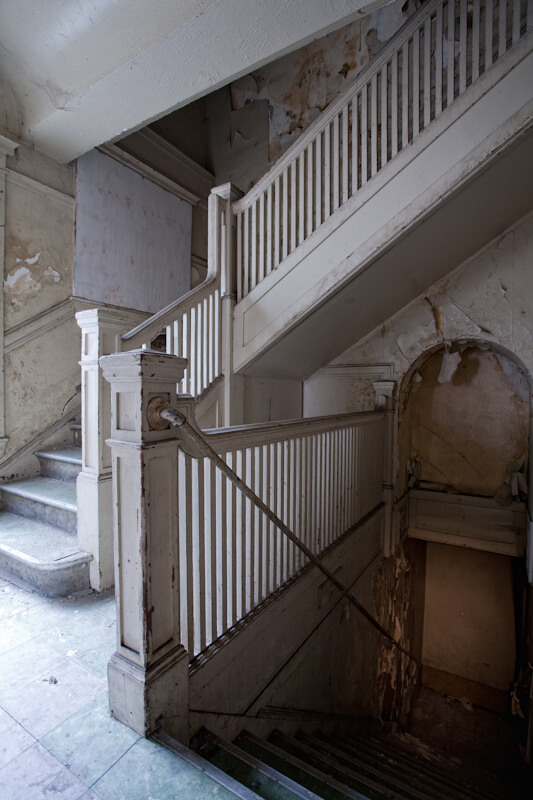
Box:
(374, 379), (396, 557)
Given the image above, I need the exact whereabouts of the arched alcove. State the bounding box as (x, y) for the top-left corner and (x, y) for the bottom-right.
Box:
(396, 340), (531, 723)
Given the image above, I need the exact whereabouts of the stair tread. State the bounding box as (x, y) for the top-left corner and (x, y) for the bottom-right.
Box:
(0, 476), (77, 511)
(0, 512), (88, 564)
(34, 446), (82, 465)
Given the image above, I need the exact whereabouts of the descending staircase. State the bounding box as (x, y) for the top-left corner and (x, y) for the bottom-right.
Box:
(0, 436), (91, 596)
(154, 725), (527, 800)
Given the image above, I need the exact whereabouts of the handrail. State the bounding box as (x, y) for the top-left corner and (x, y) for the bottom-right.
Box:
(121, 273), (219, 347)
(157, 400), (414, 661)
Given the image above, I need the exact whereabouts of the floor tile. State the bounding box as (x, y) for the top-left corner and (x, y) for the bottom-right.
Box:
(93, 737), (237, 800)
(1, 659), (106, 738)
(41, 693), (139, 787)
(0, 637), (68, 700)
(34, 613), (116, 661)
(0, 615), (36, 654)
(0, 742), (87, 800)
(0, 581), (42, 619)
(0, 707), (36, 768)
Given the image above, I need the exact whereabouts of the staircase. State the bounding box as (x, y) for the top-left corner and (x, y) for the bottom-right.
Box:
(0, 435), (91, 596)
(152, 725), (526, 800)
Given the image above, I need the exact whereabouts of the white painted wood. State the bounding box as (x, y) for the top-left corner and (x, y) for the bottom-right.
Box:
(315, 133), (322, 228)
(486, 0), (494, 68)
(333, 114), (340, 211)
(412, 30), (420, 137)
(423, 18), (431, 128)
(282, 169), (289, 261)
(447, 0), (456, 106)
(361, 84), (368, 184)
(370, 74), (378, 176)
(459, 0), (468, 93)
(381, 65), (388, 168)
(499, 0), (507, 57)
(342, 106), (349, 203)
(401, 41), (409, 147)
(472, 0), (481, 81)
(391, 57), (398, 156)
(435, 3), (443, 115)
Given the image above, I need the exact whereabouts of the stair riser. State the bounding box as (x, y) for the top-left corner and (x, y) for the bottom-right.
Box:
(1, 492), (77, 534)
(0, 549), (90, 597)
(37, 457), (82, 482)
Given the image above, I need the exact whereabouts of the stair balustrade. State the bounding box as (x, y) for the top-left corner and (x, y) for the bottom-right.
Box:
(100, 350), (387, 737)
(233, 0), (532, 300)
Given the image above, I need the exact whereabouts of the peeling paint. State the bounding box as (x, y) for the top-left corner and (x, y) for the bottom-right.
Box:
(4, 265), (40, 303)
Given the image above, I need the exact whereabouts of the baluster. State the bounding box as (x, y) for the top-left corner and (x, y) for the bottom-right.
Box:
(401, 42), (409, 147)
(261, 444), (269, 597)
(413, 30), (420, 137)
(423, 17), (431, 127)
(472, 0), (480, 81)
(189, 307), (196, 397)
(215, 464), (226, 637)
(315, 133), (322, 228)
(214, 287), (221, 381)
(381, 65), (388, 168)
(290, 161), (297, 254)
(459, 0), (468, 93)
(274, 176), (281, 267)
(254, 446), (262, 605)
(333, 114), (340, 211)
(244, 447), (253, 614)
(251, 200), (258, 289)
(486, 0), (494, 69)
(203, 459), (214, 646)
(435, 3), (443, 116)
(324, 125), (331, 219)
(298, 152), (305, 245)
(227, 452), (237, 627)
(342, 106), (349, 203)
(282, 168), (289, 261)
(207, 293), (214, 385)
(499, 0), (507, 57)
(447, 0), (455, 106)
(266, 184), (273, 275)
(391, 57), (398, 157)
(351, 97), (359, 193)
(512, 0), (521, 43)
(361, 84), (368, 183)
(310, 434), (318, 554)
(235, 449), (244, 620)
(306, 143), (314, 236)
(529, 0), (533, 31)
(202, 296), (208, 392)
(268, 442), (276, 593)
(259, 192), (265, 282)
(371, 73), (378, 177)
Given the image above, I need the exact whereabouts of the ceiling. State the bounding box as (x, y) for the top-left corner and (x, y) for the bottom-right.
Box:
(0, 0), (391, 163)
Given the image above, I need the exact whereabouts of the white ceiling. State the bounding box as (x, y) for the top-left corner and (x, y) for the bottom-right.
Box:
(0, 0), (391, 163)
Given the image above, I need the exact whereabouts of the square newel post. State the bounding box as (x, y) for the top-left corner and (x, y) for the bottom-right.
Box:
(76, 308), (137, 590)
(100, 349), (189, 741)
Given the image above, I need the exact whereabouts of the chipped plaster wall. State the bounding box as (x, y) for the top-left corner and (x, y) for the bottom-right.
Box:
(324, 211), (533, 495)
(3, 145), (79, 461)
(205, 0), (420, 192)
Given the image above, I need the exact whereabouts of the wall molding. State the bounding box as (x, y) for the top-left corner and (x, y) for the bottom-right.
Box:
(308, 364), (394, 381)
(6, 169), (75, 210)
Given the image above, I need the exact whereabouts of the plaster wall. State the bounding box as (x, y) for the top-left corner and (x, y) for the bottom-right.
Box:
(422, 542), (516, 692)
(75, 149), (191, 314)
(204, 0), (418, 192)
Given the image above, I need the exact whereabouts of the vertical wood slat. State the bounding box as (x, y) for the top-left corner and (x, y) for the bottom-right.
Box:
(236, 211), (243, 300)
(266, 184), (273, 275)
(459, 0), (468, 94)
(298, 152), (305, 246)
(250, 201), (257, 290)
(448, 0), (456, 106)
(370, 73), (378, 177)
(351, 97), (359, 194)
(529, 0), (533, 31)
(306, 143), (314, 236)
(342, 106), (349, 204)
(333, 115), (340, 212)
(315, 134), (322, 229)
(401, 41), (409, 148)
(381, 65), (388, 168)
(512, 0), (521, 43)
(412, 29), (420, 138)
(324, 122), (331, 219)
(290, 161), (297, 254)
(259, 192), (265, 282)
(282, 168), (289, 260)
(499, 0), (507, 57)
(435, 3), (443, 116)
(486, 0), (494, 68)
(423, 17), (431, 128)
(391, 56), (398, 157)
(274, 176), (281, 268)
(472, 0), (481, 81)
(243, 207), (250, 296)
(361, 84), (368, 184)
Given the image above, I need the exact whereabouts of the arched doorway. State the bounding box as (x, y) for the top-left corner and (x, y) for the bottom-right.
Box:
(397, 340), (531, 767)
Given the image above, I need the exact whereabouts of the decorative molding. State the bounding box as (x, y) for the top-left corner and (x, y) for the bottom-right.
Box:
(307, 364), (394, 381)
(135, 128), (214, 187)
(191, 254), (208, 283)
(0, 134), (19, 158)
(5, 298), (75, 354)
(6, 169), (75, 209)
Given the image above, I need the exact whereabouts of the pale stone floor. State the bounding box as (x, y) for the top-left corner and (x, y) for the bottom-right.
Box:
(0, 576), (191, 799)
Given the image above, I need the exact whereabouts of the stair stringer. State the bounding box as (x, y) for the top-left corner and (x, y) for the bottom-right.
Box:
(233, 35), (533, 380)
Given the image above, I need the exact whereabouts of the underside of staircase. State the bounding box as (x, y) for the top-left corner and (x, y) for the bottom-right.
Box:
(0, 438), (91, 596)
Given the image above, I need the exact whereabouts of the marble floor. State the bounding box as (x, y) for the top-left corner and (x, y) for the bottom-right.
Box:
(0, 576), (202, 799)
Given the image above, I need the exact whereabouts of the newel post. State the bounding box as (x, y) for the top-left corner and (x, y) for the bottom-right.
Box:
(100, 349), (189, 741)
(76, 308), (138, 590)
(373, 379), (395, 557)
(210, 183), (244, 426)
